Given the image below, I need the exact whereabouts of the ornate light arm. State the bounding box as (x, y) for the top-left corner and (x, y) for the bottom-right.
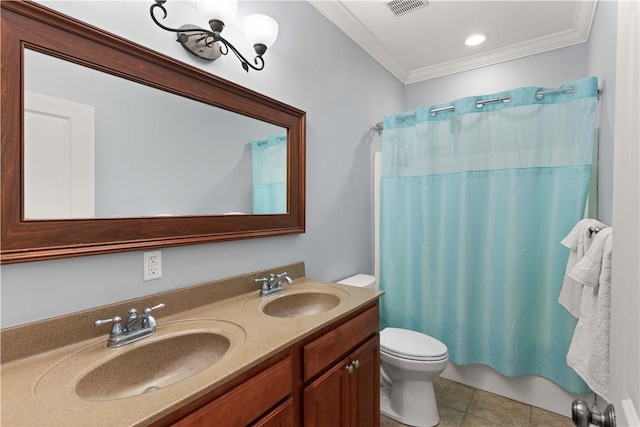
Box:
(149, 0), (267, 72)
(216, 33), (266, 72)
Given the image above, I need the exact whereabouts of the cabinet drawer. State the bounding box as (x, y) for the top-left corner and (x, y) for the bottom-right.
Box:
(303, 305), (379, 382)
(174, 356), (292, 427)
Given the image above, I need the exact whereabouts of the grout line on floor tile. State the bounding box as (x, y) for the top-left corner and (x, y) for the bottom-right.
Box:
(382, 377), (573, 427)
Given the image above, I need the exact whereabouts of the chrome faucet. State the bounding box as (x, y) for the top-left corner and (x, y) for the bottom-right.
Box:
(95, 303), (165, 348)
(255, 272), (292, 297)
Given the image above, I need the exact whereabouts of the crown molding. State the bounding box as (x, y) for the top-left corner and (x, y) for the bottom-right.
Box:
(308, 0), (597, 85)
(308, 1), (409, 82)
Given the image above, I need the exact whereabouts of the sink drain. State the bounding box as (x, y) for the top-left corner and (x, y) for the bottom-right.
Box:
(143, 386), (161, 394)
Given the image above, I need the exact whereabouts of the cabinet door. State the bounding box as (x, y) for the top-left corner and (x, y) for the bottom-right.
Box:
(252, 397), (294, 427)
(303, 358), (350, 427)
(348, 336), (380, 427)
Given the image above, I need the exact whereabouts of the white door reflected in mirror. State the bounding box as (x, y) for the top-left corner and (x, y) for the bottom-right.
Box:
(24, 91), (95, 219)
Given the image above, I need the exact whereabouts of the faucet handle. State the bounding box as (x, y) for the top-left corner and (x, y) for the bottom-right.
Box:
(95, 315), (123, 336)
(143, 303), (165, 315)
(95, 315), (122, 327)
(142, 303), (164, 329)
(254, 277), (271, 295)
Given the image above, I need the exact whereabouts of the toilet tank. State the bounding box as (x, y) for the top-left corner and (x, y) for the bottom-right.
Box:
(337, 274), (376, 289)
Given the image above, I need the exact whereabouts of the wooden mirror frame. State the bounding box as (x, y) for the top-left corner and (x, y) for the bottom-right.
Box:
(1, 1), (306, 264)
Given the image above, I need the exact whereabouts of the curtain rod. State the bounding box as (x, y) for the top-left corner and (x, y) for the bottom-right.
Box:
(375, 85), (600, 135)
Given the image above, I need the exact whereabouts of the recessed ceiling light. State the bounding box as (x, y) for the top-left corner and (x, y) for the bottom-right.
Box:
(465, 34), (487, 46)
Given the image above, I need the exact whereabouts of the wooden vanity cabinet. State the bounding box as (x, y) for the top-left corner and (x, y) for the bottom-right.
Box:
(302, 306), (380, 427)
(302, 337), (379, 427)
(153, 301), (380, 427)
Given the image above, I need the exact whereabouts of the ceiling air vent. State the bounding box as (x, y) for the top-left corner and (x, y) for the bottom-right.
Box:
(386, 0), (428, 17)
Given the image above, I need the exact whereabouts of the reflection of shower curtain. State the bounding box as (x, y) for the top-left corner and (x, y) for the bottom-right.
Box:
(251, 135), (286, 214)
(379, 77), (598, 394)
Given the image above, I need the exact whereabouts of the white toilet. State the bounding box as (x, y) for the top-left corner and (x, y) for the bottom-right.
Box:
(337, 274), (449, 427)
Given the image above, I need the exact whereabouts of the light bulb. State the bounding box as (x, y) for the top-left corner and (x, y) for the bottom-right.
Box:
(465, 33), (487, 47)
(198, 0), (238, 26)
(244, 14), (279, 49)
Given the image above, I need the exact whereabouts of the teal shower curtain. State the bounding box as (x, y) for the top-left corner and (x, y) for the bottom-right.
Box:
(251, 135), (287, 214)
(379, 77), (598, 393)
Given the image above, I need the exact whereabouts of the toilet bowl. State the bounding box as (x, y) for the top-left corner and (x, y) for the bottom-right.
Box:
(337, 274), (449, 427)
(380, 327), (448, 427)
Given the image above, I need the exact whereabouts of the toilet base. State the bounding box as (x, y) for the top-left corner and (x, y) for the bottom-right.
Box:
(380, 377), (440, 427)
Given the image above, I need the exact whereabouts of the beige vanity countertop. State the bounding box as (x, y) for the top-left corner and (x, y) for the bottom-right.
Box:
(1, 278), (383, 427)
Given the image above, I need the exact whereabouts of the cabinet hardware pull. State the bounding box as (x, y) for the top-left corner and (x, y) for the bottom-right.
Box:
(346, 364), (354, 374)
(353, 360), (360, 369)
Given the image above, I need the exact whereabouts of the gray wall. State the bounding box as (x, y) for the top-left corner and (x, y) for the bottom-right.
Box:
(1, 1), (403, 327)
(1, 1), (616, 328)
(585, 0), (617, 226)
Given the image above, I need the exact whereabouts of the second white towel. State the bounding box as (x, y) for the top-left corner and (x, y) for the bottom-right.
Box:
(566, 227), (613, 401)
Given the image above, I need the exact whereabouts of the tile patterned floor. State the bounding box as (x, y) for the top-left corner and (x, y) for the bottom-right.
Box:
(380, 378), (574, 427)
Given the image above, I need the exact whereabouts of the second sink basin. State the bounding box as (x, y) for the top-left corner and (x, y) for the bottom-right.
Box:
(262, 292), (340, 318)
(76, 332), (230, 400)
(243, 283), (350, 319)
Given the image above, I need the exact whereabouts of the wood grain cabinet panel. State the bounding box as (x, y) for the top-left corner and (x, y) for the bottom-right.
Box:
(173, 357), (292, 427)
(303, 335), (380, 427)
(303, 356), (350, 426)
(252, 397), (294, 427)
(303, 305), (379, 382)
(348, 337), (380, 427)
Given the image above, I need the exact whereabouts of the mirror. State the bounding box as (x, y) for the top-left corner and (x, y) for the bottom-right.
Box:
(23, 49), (287, 218)
(1, 1), (306, 263)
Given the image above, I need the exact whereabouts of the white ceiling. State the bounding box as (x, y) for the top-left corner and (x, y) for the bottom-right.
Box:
(308, 0), (598, 84)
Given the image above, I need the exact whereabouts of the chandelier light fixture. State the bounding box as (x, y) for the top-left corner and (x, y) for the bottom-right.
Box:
(150, 0), (279, 72)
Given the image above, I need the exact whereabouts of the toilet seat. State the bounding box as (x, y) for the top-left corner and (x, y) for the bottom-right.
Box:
(380, 327), (448, 362)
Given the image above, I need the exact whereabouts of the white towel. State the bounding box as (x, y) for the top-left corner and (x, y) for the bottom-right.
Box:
(559, 219), (607, 317)
(566, 227), (613, 400)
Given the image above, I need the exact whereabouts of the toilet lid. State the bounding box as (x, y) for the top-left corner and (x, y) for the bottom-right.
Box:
(380, 327), (448, 361)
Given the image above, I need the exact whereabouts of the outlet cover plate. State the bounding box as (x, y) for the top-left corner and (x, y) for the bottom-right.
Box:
(143, 250), (162, 281)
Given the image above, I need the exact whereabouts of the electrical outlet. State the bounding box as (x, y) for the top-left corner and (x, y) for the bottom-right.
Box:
(143, 250), (162, 281)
